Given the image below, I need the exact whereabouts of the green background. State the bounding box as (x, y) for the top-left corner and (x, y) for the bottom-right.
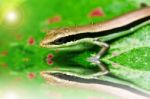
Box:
(0, 0), (150, 99)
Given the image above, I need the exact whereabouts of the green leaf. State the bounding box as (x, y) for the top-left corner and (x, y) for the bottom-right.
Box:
(102, 25), (150, 91)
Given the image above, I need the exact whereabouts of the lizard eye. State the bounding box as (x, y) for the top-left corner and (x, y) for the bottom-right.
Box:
(53, 38), (66, 44)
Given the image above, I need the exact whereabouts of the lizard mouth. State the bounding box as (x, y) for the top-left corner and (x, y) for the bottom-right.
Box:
(42, 16), (150, 46)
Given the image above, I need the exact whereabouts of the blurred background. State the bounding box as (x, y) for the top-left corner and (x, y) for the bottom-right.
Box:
(0, 0), (150, 99)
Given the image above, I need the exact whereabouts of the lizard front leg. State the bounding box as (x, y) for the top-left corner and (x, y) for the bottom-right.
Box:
(88, 38), (109, 77)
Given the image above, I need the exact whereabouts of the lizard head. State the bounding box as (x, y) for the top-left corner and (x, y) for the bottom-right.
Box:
(40, 27), (81, 48)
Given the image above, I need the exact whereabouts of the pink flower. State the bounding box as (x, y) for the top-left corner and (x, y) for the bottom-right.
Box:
(28, 37), (35, 45)
(46, 53), (54, 65)
(89, 8), (104, 17)
(28, 72), (36, 79)
(48, 15), (61, 24)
